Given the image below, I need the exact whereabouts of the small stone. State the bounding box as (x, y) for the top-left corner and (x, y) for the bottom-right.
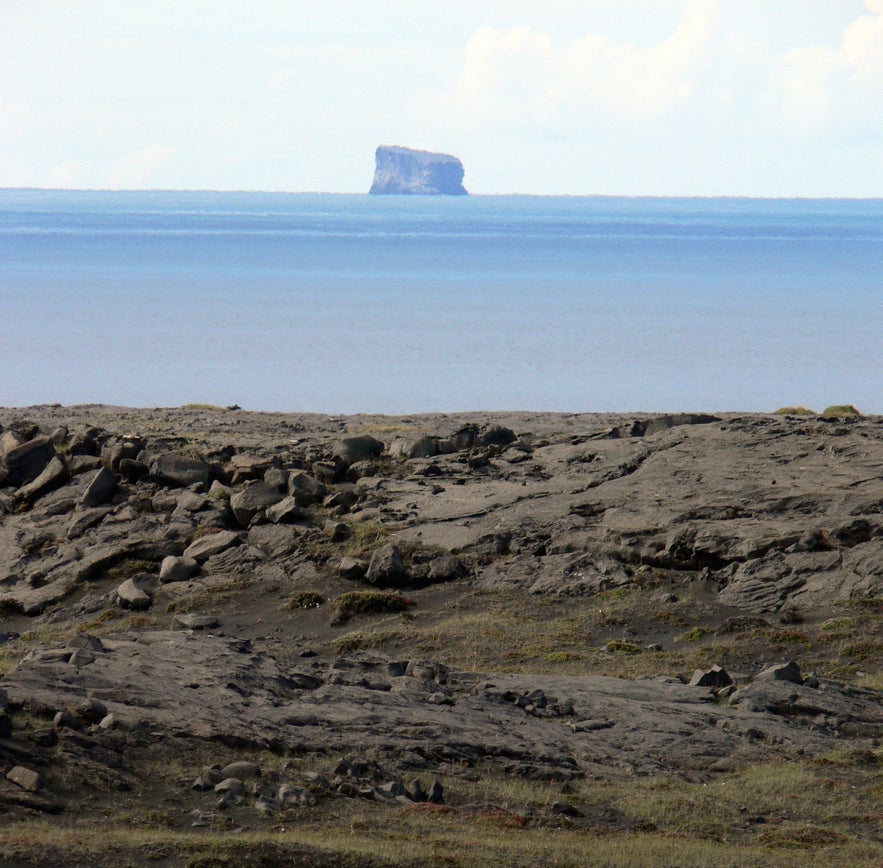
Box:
(689, 665), (733, 689)
(277, 784), (316, 806)
(66, 634), (105, 654)
(159, 555), (199, 583)
(551, 801), (584, 818)
(7, 766), (41, 792)
(324, 520), (349, 542)
(183, 530), (240, 562)
(53, 710), (82, 731)
(117, 578), (151, 610)
(214, 778), (245, 795)
(72, 697), (107, 723)
(175, 613), (219, 630)
(338, 556), (367, 580)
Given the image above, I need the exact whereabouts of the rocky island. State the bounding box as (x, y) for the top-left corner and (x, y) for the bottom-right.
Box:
(0, 404), (880, 865)
(369, 145), (467, 195)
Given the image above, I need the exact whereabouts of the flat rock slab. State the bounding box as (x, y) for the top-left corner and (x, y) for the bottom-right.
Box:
(4, 631), (879, 778)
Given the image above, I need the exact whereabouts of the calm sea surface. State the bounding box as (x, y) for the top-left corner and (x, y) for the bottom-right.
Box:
(1, 190), (880, 413)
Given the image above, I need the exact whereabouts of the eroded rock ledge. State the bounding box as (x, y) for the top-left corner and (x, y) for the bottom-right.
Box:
(0, 405), (880, 833)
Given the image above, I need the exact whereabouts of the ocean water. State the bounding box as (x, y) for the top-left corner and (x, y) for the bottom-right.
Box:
(1, 189), (880, 413)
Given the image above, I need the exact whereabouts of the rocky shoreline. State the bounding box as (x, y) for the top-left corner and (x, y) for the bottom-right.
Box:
(0, 404), (880, 863)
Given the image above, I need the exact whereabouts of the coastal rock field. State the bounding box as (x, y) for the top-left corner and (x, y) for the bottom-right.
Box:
(0, 404), (880, 866)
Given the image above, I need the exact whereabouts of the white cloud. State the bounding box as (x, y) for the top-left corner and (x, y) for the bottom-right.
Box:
(46, 159), (86, 189)
(436, 1), (719, 127)
(842, 0), (883, 80)
(0, 94), (31, 135)
(106, 146), (173, 189)
(771, 46), (842, 135)
(767, 0), (883, 138)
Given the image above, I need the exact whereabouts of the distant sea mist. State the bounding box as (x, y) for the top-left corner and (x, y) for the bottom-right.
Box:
(1, 190), (880, 413)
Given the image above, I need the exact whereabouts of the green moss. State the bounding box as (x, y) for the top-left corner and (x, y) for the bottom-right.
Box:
(774, 406), (817, 416)
(679, 626), (713, 642)
(604, 639), (642, 654)
(285, 591), (325, 610)
(545, 651), (582, 663)
(821, 404), (861, 418)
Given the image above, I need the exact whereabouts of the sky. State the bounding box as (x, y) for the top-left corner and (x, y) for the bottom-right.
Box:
(1, 0), (881, 196)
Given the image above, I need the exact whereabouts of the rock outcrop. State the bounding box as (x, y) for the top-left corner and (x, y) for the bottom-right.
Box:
(0, 404), (880, 863)
(369, 145), (467, 195)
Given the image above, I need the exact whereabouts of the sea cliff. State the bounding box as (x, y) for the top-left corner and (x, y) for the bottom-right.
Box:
(369, 145), (467, 195)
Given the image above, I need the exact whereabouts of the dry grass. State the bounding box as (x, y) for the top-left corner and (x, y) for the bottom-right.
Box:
(5, 755), (883, 867)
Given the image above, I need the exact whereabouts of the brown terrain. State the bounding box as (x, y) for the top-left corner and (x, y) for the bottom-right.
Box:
(0, 404), (880, 866)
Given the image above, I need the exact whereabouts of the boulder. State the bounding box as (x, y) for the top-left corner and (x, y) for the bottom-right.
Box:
(220, 761), (260, 780)
(159, 555), (199, 583)
(266, 496), (301, 524)
(15, 456), (68, 503)
(229, 481), (284, 527)
(2, 436), (55, 486)
(689, 664), (733, 689)
(81, 466), (118, 507)
(339, 557), (368, 581)
(756, 661), (803, 685)
(478, 425), (517, 448)
(366, 544), (405, 586)
(150, 453), (210, 488)
(288, 472), (327, 506)
(118, 458), (148, 482)
(6, 766), (41, 792)
(390, 436), (438, 459)
(117, 578), (151, 610)
(101, 437), (144, 470)
(334, 435), (384, 464)
(426, 555), (466, 584)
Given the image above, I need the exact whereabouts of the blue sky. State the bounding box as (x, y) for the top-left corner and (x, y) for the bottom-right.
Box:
(1, 0), (881, 196)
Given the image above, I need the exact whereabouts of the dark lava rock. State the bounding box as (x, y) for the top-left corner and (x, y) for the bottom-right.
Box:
(366, 544), (405, 586)
(150, 453), (210, 488)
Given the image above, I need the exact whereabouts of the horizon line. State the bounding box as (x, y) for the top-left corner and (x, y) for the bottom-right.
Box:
(2, 186), (882, 202)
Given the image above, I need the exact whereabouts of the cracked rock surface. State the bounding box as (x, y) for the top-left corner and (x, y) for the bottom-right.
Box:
(0, 404), (880, 831)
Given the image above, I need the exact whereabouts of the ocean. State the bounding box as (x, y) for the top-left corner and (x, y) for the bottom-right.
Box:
(1, 190), (880, 414)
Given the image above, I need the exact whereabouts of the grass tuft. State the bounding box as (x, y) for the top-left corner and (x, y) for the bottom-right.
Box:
(821, 404), (861, 418)
(329, 590), (415, 625)
(285, 591), (326, 610)
(774, 406), (817, 416)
